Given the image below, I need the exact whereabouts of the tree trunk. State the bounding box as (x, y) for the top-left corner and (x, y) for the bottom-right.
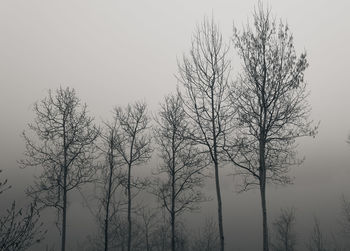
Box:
(145, 228), (150, 251)
(171, 210), (175, 251)
(171, 138), (176, 251)
(210, 85), (225, 251)
(259, 121), (269, 251)
(259, 138), (269, 251)
(260, 181), (269, 251)
(127, 133), (136, 251)
(61, 171), (67, 251)
(104, 205), (109, 251)
(214, 160), (225, 251)
(127, 163), (132, 251)
(284, 231), (288, 251)
(171, 181), (176, 251)
(61, 125), (67, 251)
(104, 163), (113, 251)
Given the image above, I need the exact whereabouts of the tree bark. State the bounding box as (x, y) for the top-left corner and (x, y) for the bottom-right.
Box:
(61, 124), (67, 251)
(127, 134), (135, 251)
(61, 171), (67, 251)
(259, 138), (269, 251)
(145, 228), (150, 251)
(104, 162), (113, 251)
(171, 133), (176, 251)
(211, 84), (225, 251)
(171, 197), (175, 251)
(214, 160), (224, 251)
(171, 171), (176, 251)
(127, 163), (132, 251)
(260, 181), (268, 251)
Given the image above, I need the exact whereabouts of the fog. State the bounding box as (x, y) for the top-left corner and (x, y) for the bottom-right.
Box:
(1, 0), (350, 250)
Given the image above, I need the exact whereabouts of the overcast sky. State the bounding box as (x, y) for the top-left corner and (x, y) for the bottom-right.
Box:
(1, 0), (350, 250)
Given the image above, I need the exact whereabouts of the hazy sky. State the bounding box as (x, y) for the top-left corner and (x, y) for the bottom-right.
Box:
(1, 1), (350, 250)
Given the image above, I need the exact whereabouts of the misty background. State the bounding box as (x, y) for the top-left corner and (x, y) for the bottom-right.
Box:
(0, 0), (350, 250)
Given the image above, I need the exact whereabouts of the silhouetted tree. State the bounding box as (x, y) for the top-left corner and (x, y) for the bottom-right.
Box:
(177, 17), (232, 251)
(0, 170), (11, 195)
(154, 94), (207, 251)
(191, 217), (220, 251)
(0, 201), (45, 251)
(97, 119), (127, 251)
(78, 213), (130, 251)
(135, 207), (159, 251)
(20, 87), (99, 251)
(339, 195), (350, 236)
(307, 217), (328, 251)
(0, 171), (45, 250)
(151, 208), (171, 251)
(114, 101), (152, 251)
(227, 5), (317, 251)
(271, 208), (296, 251)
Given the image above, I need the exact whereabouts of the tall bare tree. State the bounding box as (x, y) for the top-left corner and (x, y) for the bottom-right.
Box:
(271, 208), (297, 251)
(177, 17), (232, 251)
(114, 101), (152, 251)
(20, 87), (99, 251)
(97, 119), (127, 251)
(154, 94), (207, 251)
(226, 5), (317, 251)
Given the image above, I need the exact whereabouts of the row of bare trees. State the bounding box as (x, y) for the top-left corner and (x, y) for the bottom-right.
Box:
(271, 205), (350, 251)
(10, 4), (328, 251)
(177, 5), (317, 251)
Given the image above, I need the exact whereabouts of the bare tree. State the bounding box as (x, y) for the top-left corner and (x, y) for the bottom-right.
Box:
(0, 171), (45, 251)
(151, 208), (171, 251)
(0, 170), (11, 195)
(191, 217), (220, 251)
(20, 87), (99, 251)
(271, 208), (296, 251)
(177, 17), (232, 251)
(0, 200), (45, 251)
(96, 119), (127, 251)
(114, 101), (152, 251)
(154, 94), (207, 251)
(307, 217), (328, 251)
(135, 206), (159, 251)
(339, 195), (350, 240)
(78, 212), (130, 251)
(226, 5), (317, 251)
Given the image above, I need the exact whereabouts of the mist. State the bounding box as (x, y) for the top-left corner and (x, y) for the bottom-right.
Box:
(1, 1), (350, 251)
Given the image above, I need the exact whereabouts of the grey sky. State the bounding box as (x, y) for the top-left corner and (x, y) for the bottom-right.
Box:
(1, 0), (350, 250)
